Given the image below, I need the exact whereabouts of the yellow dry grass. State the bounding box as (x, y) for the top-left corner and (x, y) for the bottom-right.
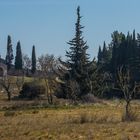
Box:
(0, 101), (140, 140)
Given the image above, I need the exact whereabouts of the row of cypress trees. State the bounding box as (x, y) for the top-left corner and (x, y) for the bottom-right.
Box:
(5, 35), (36, 74)
(97, 30), (140, 81)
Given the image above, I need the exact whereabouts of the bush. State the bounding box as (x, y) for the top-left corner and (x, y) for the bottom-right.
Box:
(67, 112), (91, 124)
(79, 112), (90, 124)
(57, 79), (80, 100)
(81, 94), (95, 103)
(68, 113), (112, 124)
(4, 111), (16, 117)
(19, 82), (46, 99)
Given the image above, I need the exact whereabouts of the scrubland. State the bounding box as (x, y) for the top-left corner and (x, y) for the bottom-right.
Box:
(0, 98), (140, 140)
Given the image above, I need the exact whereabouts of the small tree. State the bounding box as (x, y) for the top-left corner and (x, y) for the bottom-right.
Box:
(14, 41), (24, 92)
(0, 77), (13, 101)
(90, 59), (110, 97)
(23, 54), (31, 75)
(5, 35), (14, 70)
(31, 45), (36, 74)
(15, 41), (23, 70)
(117, 66), (138, 121)
(38, 54), (57, 104)
(65, 79), (80, 103)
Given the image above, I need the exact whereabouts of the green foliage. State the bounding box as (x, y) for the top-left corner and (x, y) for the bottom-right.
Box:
(90, 60), (110, 97)
(97, 41), (112, 71)
(110, 30), (140, 75)
(19, 81), (46, 99)
(97, 46), (102, 64)
(15, 41), (23, 70)
(98, 30), (140, 87)
(5, 35), (14, 70)
(31, 45), (36, 74)
(63, 6), (92, 98)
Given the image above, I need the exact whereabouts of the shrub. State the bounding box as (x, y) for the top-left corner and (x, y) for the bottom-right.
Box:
(79, 112), (90, 124)
(81, 94), (95, 103)
(56, 79), (80, 101)
(68, 112), (93, 124)
(19, 82), (46, 99)
(32, 110), (39, 114)
(67, 113), (113, 124)
(4, 111), (16, 117)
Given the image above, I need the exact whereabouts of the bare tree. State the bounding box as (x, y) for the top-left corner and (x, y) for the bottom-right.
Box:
(65, 79), (80, 103)
(0, 76), (14, 101)
(23, 54), (31, 75)
(117, 66), (138, 120)
(15, 76), (24, 93)
(38, 54), (57, 104)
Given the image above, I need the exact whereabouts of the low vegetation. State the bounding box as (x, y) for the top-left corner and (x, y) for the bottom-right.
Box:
(19, 81), (46, 99)
(0, 100), (140, 140)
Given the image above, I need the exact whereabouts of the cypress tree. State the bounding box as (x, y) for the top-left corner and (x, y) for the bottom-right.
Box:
(5, 35), (14, 70)
(137, 34), (140, 72)
(129, 30), (140, 74)
(137, 33), (140, 47)
(100, 41), (112, 71)
(102, 41), (108, 63)
(97, 46), (102, 64)
(15, 41), (23, 70)
(133, 29), (136, 42)
(31, 45), (36, 74)
(119, 35), (126, 66)
(66, 6), (91, 97)
(132, 30), (136, 59)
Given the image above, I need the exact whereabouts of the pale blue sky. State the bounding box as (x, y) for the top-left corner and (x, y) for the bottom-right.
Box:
(0, 0), (140, 60)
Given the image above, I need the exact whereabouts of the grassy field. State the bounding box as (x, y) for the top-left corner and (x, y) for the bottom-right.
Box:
(0, 100), (140, 140)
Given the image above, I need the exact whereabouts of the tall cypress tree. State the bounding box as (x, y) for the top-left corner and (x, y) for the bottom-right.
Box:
(66, 6), (91, 97)
(133, 29), (136, 42)
(15, 41), (22, 70)
(31, 45), (36, 74)
(5, 35), (14, 70)
(97, 46), (102, 64)
(102, 41), (108, 63)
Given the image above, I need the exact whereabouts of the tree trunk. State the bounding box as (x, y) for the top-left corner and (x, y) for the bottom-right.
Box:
(126, 101), (130, 117)
(48, 95), (53, 104)
(7, 91), (11, 101)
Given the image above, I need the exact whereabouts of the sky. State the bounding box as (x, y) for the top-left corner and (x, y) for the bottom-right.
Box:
(0, 0), (140, 60)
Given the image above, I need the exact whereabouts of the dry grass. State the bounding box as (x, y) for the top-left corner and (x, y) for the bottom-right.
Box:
(0, 101), (140, 140)
(122, 109), (139, 122)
